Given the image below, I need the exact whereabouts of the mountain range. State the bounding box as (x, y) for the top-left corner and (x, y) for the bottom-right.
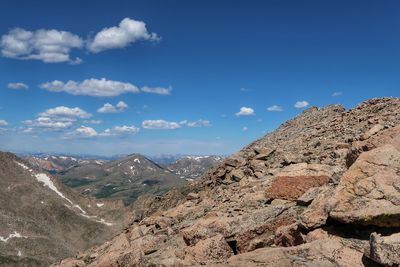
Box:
(24, 154), (224, 205)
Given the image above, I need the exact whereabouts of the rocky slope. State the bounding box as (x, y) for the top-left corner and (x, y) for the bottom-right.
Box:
(0, 152), (127, 267)
(59, 154), (184, 205)
(166, 156), (224, 181)
(55, 98), (400, 267)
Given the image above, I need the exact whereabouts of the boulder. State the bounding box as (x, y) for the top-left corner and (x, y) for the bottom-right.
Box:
(330, 144), (400, 227)
(367, 232), (400, 266)
(184, 234), (233, 264)
(181, 214), (237, 245)
(301, 185), (334, 229)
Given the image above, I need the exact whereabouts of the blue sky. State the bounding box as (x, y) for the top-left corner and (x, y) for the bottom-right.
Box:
(0, 0), (399, 156)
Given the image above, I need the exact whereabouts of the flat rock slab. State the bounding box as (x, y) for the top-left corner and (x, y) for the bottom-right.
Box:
(227, 238), (365, 267)
(266, 175), (330, 201)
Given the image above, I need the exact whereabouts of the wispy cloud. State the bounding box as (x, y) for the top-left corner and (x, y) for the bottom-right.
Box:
(332, 92), (342, 97)
(180, 119), (211, 127)
(235, 107), (255, 116)
(141, 86), (171, 95)
(267, 105), (283, 112)
(0, 120), (8, 126)
(242, 126), (248, 131)
(8, 82), (29, 90)
(142, 120), (181, 130)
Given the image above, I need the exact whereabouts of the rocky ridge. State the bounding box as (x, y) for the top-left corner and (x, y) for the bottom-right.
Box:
(55, 98), (400, 267)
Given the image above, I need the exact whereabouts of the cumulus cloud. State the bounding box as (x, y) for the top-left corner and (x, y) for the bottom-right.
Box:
(39, 106), (92, 118)
(97, 101), (128, 113)
(180, 119), (211, 127)
(40, 78), (140, 97)
(242, 126), (248, 131)
(0, 120), (8, 126)
(142, 120), (181, 130)
(267, 105), (283, 112)
(332, 92), (342, 97)
(235, 107), (255, 116)
(8, 82), (29, 90)
(1, 28), (83, 63)
(294, 101), (309, 108)
(88, 17), (160, 53)
(74, 126), (98, 137)
(141, 86), (171, 95)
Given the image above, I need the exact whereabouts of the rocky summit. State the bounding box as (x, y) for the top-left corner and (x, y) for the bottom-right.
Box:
(50, 98), (400, 266)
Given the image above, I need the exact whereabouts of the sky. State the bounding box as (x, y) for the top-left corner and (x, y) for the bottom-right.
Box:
(0, 0), (399, 156)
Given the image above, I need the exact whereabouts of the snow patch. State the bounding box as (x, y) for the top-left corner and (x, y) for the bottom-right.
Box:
(15, 161), (30, 171)
(0, 231), (27, 242)
(134, 158), (140, 163)
(35, 173), (73, 204)
(96, 203), (104, 207)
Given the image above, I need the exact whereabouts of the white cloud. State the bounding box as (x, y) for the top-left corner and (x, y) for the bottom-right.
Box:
(23, 106), (90, 131)
(39, 106), (92, 118)
(24, 117), (74, 130)
(75, 126), (98, 137)
(100, 125), (139, 136)
(332, 92), (342, 97)
(97, 101), (128, 113)
(141, 86), (171, 95)
(142, 120), (181, 130)
(1, 28), (83, 63)
(116, 101), (128, 110)
(235, 107), (255, 116)
(40, 78), (140, 97)
(88, 17), (160, 53)
(267, 105), (283, 112)
(0, 120), (8, 126)
(180, 119), (211, 127)
(97, 103), (117, 113)
(242, 126), (248, 131)
(294, 101), (309, 108)
(8, 82), (29, 90)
